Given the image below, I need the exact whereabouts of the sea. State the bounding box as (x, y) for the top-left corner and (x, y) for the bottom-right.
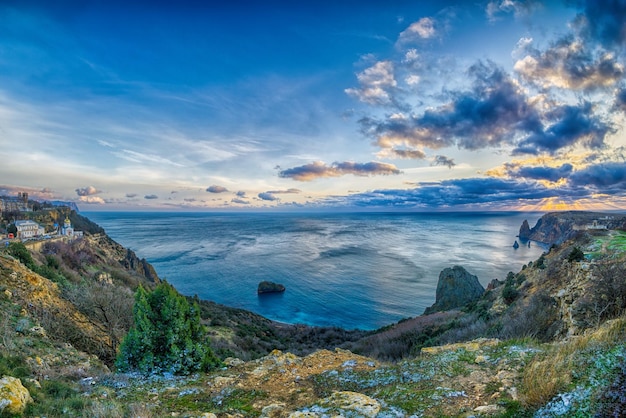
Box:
(84, 211), (547, 330)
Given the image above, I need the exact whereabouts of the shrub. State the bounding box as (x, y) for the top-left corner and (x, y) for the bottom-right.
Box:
(116, 282), (221, 375)
(567, 247), (585, 262)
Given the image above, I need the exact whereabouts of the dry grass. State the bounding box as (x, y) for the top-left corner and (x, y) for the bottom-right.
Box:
(521, 315), (626, 408)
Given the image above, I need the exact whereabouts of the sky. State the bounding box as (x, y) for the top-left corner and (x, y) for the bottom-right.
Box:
(1, 0), (626, 211)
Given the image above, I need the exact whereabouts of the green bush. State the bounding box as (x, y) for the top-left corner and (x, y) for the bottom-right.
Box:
(567, 246), (585, 262)
(116, 282), (221, 375)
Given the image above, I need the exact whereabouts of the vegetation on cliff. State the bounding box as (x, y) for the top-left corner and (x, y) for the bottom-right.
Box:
(0, 210), (624, 416)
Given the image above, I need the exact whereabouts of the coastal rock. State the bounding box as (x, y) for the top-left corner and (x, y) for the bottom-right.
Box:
(424, 266), (485, 314)
(513, 240), (519, 249)
(519, 219), (531, 240)
(0, 376), (33, 415)
(258, 281), (286, 294)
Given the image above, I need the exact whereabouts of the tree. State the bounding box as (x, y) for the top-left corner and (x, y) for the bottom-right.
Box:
(567, 246), (585, 262)
(116, 282), (220, 374)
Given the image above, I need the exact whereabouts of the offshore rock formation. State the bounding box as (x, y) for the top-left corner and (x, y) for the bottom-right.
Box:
(258, 280), (286, 294)
(424, 266), (485, 315)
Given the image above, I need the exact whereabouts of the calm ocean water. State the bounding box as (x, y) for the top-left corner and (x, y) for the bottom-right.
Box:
(85, 211), (546, 330)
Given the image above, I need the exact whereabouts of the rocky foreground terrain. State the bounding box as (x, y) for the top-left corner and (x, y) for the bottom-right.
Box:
(0, 210), (625, 416)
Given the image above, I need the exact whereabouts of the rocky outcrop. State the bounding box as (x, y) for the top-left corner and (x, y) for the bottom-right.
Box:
(258, 281), (286, 294)
(424, 266), (484, 314)
(0, 376), (33, 415)
(122, 248), (160, 283)
(519, 219), (532, 240)
(520, 211), (626, 245)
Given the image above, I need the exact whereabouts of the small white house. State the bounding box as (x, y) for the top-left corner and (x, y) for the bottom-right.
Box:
(15, 220), (44, 239)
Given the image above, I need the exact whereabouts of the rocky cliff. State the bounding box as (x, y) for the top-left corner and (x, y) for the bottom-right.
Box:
(519, 211), (626, 245)
(423, 265), (484, 315)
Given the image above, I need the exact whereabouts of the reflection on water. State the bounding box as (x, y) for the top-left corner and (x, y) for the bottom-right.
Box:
(85, 211), (546, 330)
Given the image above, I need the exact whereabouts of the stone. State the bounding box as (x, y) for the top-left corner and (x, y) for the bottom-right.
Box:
(258, 281), (286, 294)
(424, 266), (485, 314)
(3, 290), (11, 299)
(474, 404), (503, 414)
(29, 326), (47, 337)
(319, 391), (380, 417)
(261, 403), (287, 417)
(289, 413), (318, 418)
(0, 376), (33, 415)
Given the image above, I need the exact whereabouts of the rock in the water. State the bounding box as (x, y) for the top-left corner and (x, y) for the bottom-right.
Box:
(258, 281), (286, 294)
(0, 376), (33, 415)
(513, 240), (520, 249)
(519, 219), (531, 240)
(424, 266), (484, 314)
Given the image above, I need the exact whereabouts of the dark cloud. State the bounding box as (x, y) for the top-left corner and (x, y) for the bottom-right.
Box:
(615, 87), (626, 112)
(144, 194), (158, 200)
(184, 198), (196, 202)
(360, 62), (543, 152)
(206, 185), (228, 193)
(75, 186), (101, 196)
(507, 163), (574, 182)
(258, 192), (279, 201)
(431, 155), (456, 169)
(568, 162), (626, 190)
(231, 198), (250, 204)
(388, 148), (427, 159)
(513, 101), (612, 155)
(125, 193), (138, 198)
(577, 0), (626, 48)
(279, 161), (401, 181)
(235, 190), (246, 197)
(514, 36), (624, 90)
(341, 177), (561, 209)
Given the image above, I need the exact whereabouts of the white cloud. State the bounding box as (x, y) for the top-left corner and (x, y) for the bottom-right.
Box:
(345, 61), (396, 105)
(398, 17), (436, 43)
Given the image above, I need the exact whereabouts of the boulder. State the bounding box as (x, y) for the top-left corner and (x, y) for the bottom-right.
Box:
(258, 281), (286, 294)
(424, 266), (485, 314)
(513, 240), (520, 249)
(0, 376), (33, 415)
(318, 391), (380, 417)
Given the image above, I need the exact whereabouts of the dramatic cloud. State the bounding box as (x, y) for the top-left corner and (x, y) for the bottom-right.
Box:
(345, 61), (397, 106)
(568, 162), (626, 190)
(513, 102), (612, 155)
(431, 155), (456, 169)
(279, 161), (401, 182)
(398, 17), (436, 43)
(576, 0), (626, 48)
(360, 62), (542, 151)
(144, 194), (158, 199)
(206, 185), (229, 193)
(75, 186), (101, 196)
(506, 163), (574, 182)
(340, 177), (562, 209)
(514, 38), (624, 90)
(258, 192), (279, 201)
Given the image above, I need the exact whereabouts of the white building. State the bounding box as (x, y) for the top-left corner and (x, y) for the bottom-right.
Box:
(15, 220), (44, 239)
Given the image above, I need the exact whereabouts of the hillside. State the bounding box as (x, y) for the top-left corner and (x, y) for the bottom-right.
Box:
(0, 211), (624, 416)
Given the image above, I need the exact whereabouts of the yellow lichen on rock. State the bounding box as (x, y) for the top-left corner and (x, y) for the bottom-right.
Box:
(0, 376), (33, 415)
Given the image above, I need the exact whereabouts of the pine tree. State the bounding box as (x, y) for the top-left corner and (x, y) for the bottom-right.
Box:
(116, 282), (220, 374)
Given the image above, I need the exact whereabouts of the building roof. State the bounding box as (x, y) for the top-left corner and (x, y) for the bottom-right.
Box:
(15, 220), (40, 226)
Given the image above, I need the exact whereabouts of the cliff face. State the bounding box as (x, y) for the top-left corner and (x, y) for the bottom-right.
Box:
(519, 211), (626, 245)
